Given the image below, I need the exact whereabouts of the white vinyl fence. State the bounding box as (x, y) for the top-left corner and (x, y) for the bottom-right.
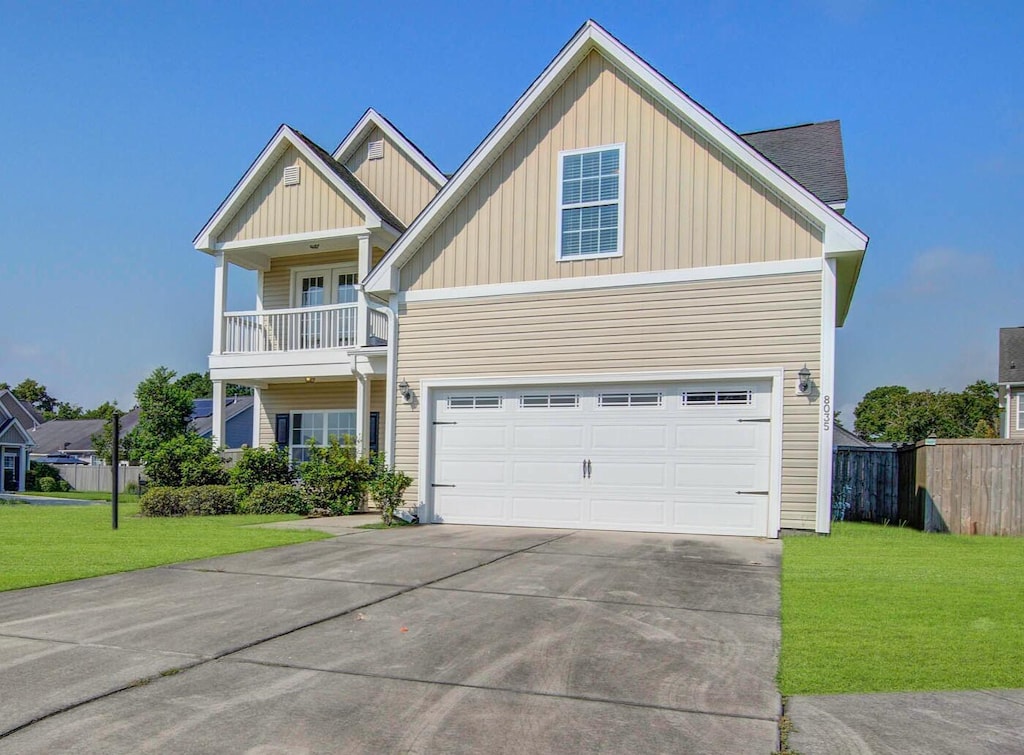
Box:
(56, 465), (144, 493)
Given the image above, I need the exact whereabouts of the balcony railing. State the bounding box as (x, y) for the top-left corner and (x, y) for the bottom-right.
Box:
(222, 303), (386, 354)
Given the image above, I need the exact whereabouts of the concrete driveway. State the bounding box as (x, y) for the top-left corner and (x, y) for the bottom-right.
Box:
(0, 525), (781, 753)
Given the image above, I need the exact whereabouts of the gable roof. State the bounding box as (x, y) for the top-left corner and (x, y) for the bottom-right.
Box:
(193, 125), (402, 257)
(0, 390), (44, 430)
(833, 424), (870, 448)
(365, 19), (868, 295)
(190, 395), (254, 438)
(333, 108), (448, 188)
(28, 409), (140, 455)
(999, 327), (1024, 383)
(742, 121), (848, 207)
(0, 416), (34, 446)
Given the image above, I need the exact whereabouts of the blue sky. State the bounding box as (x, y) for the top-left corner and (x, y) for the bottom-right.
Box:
(1, 1), (1021, 420)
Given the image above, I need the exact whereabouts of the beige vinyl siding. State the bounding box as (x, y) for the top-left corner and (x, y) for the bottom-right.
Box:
(401, 50), (822, 291)
(261, 251), (360, 309)
(394, 271), (823, 530)
(346, 126), (442, 227)
(257, 380), (387, 447)
(218, 146), (365, 244)
(1010, 389), (1024, 439)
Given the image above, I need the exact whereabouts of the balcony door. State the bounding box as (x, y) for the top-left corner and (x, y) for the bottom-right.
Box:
(293, 265), (358, 348)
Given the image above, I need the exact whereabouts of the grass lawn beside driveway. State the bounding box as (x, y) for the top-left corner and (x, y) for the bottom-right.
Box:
(780, 522), (1024, 695)
(0, 501), (331, 592)
(12, 490), (140, 503)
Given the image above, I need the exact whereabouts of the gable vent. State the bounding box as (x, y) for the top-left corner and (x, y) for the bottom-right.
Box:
(283, 165), (301, 186)
(367, 140), (384, 160)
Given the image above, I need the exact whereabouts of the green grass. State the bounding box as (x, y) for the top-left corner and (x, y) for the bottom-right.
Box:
(357, 519), (412, 529)
(13, 490), (140, 503)
(780, 522), (1024, 695)
(0, 502), (331, 592)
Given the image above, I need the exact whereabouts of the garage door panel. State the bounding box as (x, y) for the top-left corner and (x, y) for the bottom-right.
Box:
(435, 424), (508, 451)
(434, 493), (506, 522)
(590, 497), (667, 527)
(591, 461), (668, 488)
(676, 461), (764, 488)
(511, 460), (585, 485)
(672, 497), (761, 532)
(591, 424), (667, 451)
(513, 424), (586, 450)
(511, 496), (585, 524)
(436, 459), (506, 484)
(675, 424), (764, 453)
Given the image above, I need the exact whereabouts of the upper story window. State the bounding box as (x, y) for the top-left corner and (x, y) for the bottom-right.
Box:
(557, 144), (624, 260)
(1017, 394), (1024, 432)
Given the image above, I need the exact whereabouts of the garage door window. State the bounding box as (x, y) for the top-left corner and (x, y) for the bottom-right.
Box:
(681, 390), (752, 406)
(520, 394), (579, 409)
(598, 392), (662, 407)
(447, 395), (502, 410)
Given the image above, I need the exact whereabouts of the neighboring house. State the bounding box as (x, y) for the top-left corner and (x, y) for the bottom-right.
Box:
(0, 390), (39, 491)
(194, 21), (868, 537)
(833, 425), (871, 448)
(190, 396), (255, 449)
(29, 409), (141, 466)
(999, 326), (1024, 438)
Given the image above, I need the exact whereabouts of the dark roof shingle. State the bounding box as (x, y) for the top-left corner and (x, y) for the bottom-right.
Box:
(741, 120), (848, 206)
(999, 327), (1024, 383)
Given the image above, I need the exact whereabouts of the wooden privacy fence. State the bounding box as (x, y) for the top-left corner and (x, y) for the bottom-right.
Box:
(833, 440), (1024, 535)
(56, 465), (144, 494)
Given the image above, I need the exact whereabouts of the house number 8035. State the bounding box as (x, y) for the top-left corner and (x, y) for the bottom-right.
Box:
(822, 395), (831, 432)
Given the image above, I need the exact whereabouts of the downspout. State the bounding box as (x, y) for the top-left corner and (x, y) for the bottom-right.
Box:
(386, 294), (399, 465)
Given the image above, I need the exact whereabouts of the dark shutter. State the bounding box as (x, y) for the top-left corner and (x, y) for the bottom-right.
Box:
(274, 414), (290, 448)
(369, 412), (380, 454)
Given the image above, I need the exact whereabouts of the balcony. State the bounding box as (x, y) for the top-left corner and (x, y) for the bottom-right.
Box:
(210, 303), (389, 382)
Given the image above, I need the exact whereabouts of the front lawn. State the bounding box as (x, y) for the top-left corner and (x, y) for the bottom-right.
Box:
(12, 490), (140, 503)
(780, 522), (1024, 695)
(0, 501), (331, 592)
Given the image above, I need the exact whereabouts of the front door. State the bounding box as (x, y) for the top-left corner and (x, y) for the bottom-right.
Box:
(293, 266), (359, 348)
(296, 273), (327, 349)
(2, 450), (19, 492)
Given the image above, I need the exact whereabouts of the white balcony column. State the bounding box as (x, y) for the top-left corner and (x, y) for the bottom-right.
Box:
(355, 372), (370, 457)
(251, 388), (262, 448)
(212, 380), (226, 448)
(357, 232), (371, 347)
(19, 447), (28, 492)
(212, 252), (230, 355)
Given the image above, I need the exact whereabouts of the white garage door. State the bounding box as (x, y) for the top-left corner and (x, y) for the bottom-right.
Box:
(430, 381), (773, 536)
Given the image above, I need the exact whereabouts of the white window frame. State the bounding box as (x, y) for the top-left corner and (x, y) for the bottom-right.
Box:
(289, 263), (359, 308)
(289, 409), (357, 463)
(556, 143), (625, 261)
(1017, 393), (1024, 432)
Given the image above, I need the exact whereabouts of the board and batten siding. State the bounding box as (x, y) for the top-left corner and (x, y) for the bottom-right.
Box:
(261, 251), (360, 310)
(217, 146), (365, 244)
(394, 271), (824, 530)
(345, 126), (442, 228)
(257, 380), (387, 447)
(400, 50), (822, 291)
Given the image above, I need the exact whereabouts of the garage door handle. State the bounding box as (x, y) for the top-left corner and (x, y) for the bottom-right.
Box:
(737, 418), (770, 423)
(431, 483), (456, 488)
(582, 459), (592, 478)
(736, 490), (769, 495)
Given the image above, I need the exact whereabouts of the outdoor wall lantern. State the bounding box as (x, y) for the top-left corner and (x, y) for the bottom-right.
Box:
(305, 376), (316, 384)
(398, 380), (412, 403)
(796, 365), (812, 396)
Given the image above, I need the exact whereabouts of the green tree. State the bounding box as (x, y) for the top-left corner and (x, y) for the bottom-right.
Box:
(854, 381), (999, 443)
(54, 403), (85, 420)
(176, 372), (213, 401)
(145, 433), (227, 487)
(82, 401), (119, 420)
(133, 367), (194, 460)
(10, 378), (59, 416)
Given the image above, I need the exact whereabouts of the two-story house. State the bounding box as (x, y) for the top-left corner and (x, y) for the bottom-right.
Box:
(194, 21), (868, 537)
(0, 389), (40, 492)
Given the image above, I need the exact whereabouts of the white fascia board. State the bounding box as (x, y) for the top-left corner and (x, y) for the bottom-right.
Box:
(194, 126), (381, 253)
(366, 19), (867, 294)
(333, 108), (448, 187)
(402, 258), (822, 304)
(214, 226), (372, 254)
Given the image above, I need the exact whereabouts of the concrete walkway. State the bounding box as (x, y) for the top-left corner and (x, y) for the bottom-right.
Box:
(787, 690), (1024, 754)
(0, 526), (781, 753)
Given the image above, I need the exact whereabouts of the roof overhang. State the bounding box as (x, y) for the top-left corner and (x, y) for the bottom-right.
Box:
(193, 125), (384, 258)
(364, 19), (868, 295)
(827, 249), (865, 327)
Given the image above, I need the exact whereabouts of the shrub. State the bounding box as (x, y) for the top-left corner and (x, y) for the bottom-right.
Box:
(58, 478), (72, 492)
(125, 481), (139, 495)
(145, 433), (228, 487)
(243, 482), (309, 515)
(231, 446), (294, 495)
(27, 462), (62, 491)
(139, 485), (238, 517)
(368, 457), (413, 527)
(38, 476), (58, 493)
(298, 437), (373, 515)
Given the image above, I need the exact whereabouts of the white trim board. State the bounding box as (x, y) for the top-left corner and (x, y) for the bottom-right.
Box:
(415, 367), (786, 538)
(401, 257), (823, 304)
(816, 256), (837, 534)
(365, 19), (867, 294)
(333, 108), (448, 188)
